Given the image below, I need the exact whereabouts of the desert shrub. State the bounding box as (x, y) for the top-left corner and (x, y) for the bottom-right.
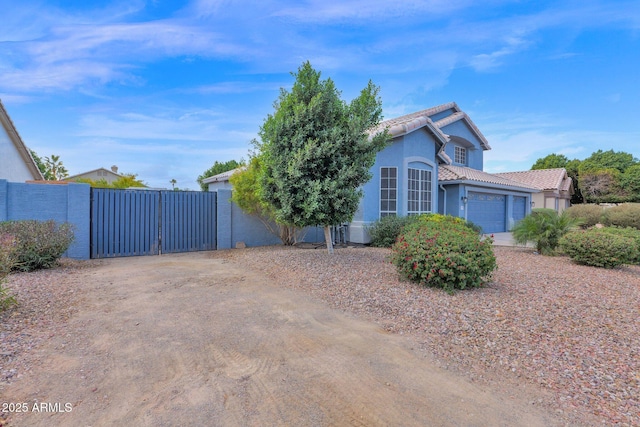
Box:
(367, 215), (417, 247)
(512, 208), (583, 255)
(564, 204), (605, 228)
(0, 233), (18, 311)
(597, 227), (640, 264)
(603, 203), (640, 229)
(0, 220), (74, 272)
(559, 229), (637, 268)
(391, 220), (496, 294)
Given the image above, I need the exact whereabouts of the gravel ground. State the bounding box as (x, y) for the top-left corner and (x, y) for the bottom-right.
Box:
(0, 260), (91, 391)
(2, 246), (639, 426)
(217, 245), (640, 426)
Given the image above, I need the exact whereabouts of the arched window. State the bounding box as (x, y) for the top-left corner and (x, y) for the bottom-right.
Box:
(407, 167), (432, 215)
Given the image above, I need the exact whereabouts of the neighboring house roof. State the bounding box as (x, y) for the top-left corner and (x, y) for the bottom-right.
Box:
(439, 165), (540, 192)
(67, 167), (123, 181)
(201, 167), (246, 184)
(0, 99), (44, 180)
(494, 168), (573, 195)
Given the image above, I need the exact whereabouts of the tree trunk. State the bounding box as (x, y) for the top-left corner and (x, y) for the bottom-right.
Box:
(324, 225), (334, 255)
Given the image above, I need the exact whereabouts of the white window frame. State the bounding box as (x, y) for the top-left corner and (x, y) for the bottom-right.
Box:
(454, 146), (467, 165)
(407, 168), (432, 215)
(380, 167), (397, 217)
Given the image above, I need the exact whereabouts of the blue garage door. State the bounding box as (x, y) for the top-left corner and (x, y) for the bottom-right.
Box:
(513, 196), (527, 225)
(467, 192), (506, 233)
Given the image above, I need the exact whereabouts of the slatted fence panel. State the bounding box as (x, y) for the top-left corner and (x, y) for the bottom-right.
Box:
(161, 190), (217, 253)
(91, 189), (160, 258)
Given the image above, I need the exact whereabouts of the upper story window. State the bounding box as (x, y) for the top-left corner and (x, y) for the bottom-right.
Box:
(407, 168), (432, 215)
(380, 167), (397, 217)
(454, 146), (467, 165)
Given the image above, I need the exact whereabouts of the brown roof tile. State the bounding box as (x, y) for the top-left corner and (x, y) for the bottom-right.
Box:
(494, 168), (573, 193)
(439, 165), (539, 191)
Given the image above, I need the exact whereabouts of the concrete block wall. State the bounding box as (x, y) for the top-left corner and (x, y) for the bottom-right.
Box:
(215, 189), (325, 249)
(0, 179), (91, 259)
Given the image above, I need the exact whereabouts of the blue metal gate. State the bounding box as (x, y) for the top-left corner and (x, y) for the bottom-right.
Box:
(91, 189), (216, 258)
(161, 190), (216, 254)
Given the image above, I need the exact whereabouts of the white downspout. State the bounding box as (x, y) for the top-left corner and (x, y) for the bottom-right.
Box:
(439, 185), (447, 215)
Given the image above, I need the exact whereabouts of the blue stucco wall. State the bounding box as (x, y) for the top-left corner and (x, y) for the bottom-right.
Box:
(440, 120), (484, 170)
(0, 180), (90, 259)
(215, 189), (324, 249)
(360, 129), (440, 224)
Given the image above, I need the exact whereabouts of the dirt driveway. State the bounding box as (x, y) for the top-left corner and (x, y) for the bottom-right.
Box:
(4, 252), (558, 426)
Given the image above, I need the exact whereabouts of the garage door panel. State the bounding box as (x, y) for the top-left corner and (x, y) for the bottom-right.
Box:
(513, 196), (526, 224)
(467, 192), (506, 234)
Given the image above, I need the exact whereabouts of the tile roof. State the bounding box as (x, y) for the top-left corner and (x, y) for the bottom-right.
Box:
(370, 103), (453, 144)
(370, 102), (491, 150)
(439, 165), (540, 191)
(494, 168), (573, 193)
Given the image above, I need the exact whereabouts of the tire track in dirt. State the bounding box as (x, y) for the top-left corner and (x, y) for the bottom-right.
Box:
(4, 252), (560, 426)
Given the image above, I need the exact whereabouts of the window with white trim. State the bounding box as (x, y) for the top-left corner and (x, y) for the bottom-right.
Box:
(454, 146), (467, 164)
(407, 168), (432, 215)
(380, 167), (397, 217)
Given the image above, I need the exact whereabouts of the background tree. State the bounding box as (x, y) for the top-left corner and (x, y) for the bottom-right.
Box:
(197, 160), (242, 191)
(72, 174), (146, 188)
(257, 61), (390, 254)
(579, 168), (625, 203)
(44, 154), (69, 180)
(564, 158), (584, 204)
(229, 155), (302, 245)
(531, 153), (569, 170)
(579, 149), (637, 174)
(29, 149), (48, 179)
(621, 164), (640, 202)
(170, 179), (177, 190)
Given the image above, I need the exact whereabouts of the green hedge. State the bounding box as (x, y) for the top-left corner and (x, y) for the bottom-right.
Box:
(603, 204), (640, 229)
(559, 228), (637, 268)
(564, 204), (605, 228)
(391, 219), (496, 294)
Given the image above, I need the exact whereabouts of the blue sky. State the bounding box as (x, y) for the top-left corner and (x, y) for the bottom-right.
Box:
(2, 0), (639, 190)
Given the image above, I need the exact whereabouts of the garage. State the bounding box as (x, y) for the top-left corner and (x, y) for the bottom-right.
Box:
(467, 192), (506, 233)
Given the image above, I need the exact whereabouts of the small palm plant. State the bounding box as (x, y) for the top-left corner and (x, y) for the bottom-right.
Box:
(512, 208), (583, 255)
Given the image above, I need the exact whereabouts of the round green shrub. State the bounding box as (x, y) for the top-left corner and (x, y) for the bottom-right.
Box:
(0, 220), (75, 271)
(595, 226), (640, 264)
(559, 229), (637, 268)
(564, 204), (605, 228)
(391, 220), (497, 294)
(603, 203), (640, 229)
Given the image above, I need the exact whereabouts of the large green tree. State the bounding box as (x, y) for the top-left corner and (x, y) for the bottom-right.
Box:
(197, 160), (242, 191)
(579, 149), (638, 174)
(531, 153), (569, 170)
(257, 61), (390, 254)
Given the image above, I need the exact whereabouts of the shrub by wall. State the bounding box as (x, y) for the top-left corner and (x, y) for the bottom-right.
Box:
(0, 220), (75, 272)
(367, 215), (418, 247)
(559, 229), (637, 268)
(564, 204), (605, 228)
(391, 219), (496, 294)
(603, 203), (640, 229)
(0, 234), (18, 311)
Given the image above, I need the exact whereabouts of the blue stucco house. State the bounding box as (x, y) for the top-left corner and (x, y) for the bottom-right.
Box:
(349, 102), (539, 243)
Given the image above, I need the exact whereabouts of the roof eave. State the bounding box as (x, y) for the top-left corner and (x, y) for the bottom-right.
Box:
(0, 99), (44, 180)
